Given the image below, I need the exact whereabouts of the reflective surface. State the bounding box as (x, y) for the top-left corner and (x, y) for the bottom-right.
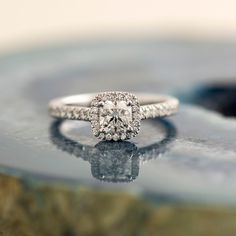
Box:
(1, 39), (236, 204)
(50, 119), (177, 182)
(1, 38), (236, 235)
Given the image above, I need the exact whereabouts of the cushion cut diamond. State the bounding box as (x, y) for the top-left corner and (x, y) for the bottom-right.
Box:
(91, 92), (141, 141)
(99, 100), (132, 134)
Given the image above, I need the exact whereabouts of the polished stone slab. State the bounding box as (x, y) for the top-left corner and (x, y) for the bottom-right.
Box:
(0, 39), (236, 205)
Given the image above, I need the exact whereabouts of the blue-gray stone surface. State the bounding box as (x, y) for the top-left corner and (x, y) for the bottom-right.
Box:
(1, 39), (236, 205)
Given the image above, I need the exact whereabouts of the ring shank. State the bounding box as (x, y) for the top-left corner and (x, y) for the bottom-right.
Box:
(49, 93), (179, 121)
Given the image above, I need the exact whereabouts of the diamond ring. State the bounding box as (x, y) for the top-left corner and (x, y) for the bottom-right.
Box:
(49, 91), (179, 141)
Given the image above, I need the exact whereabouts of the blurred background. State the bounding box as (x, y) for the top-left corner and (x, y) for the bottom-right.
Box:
(2, 1), (236, 236)
(2, 0), (236, 52)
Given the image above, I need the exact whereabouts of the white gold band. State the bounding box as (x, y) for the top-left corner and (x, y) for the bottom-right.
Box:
(49, 93), (179, 121)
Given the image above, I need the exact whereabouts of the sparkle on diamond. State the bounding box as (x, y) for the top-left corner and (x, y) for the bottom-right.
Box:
(99, 100), (132, 135)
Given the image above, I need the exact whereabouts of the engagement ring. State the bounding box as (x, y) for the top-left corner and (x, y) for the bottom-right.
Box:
(49, 91), (179, 141)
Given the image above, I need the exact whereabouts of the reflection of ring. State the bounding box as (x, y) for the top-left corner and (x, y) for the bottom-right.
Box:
(49, 91), (179, 141)
(50, 119), (177, 183)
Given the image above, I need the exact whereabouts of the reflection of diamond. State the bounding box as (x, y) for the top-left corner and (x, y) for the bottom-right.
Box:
(91, 141), (139, 182)
(91, 92), (141, 141)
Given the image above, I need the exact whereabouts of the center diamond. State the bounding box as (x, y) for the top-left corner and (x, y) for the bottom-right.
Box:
(90, 92), (141, 141)
(99, 100), (132, 134)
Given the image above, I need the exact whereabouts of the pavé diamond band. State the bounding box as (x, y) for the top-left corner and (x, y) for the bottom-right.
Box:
(49, 91), (179, 141)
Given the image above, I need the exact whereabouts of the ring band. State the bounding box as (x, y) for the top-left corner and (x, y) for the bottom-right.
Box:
(49, 91), (179, 141)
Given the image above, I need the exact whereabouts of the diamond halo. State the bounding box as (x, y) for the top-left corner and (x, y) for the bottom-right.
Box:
(90, 92), (141, 141)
